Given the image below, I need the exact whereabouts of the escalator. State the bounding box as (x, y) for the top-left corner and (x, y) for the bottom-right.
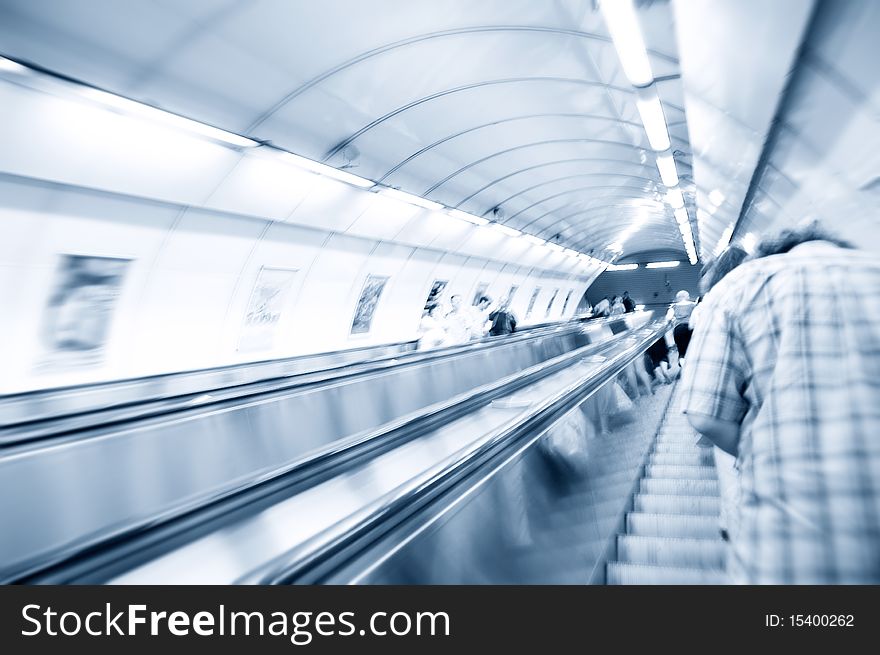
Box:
(2, 313), (654, 584)
(607, 384), (726, 584)
(5, 312), (729, 585)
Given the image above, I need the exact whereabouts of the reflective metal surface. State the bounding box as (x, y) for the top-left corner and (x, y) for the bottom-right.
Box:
(0, 313), (649, 582)
(75, 321), (663, 584)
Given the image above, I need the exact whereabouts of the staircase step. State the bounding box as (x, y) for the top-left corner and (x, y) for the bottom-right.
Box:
(646, 464), (716, 480)
(653, 443), (709, 454)
(626, 512), (721, 539)
(640, 477), (719, 496)
(607, 562), (726, 585)
(649, 452), (714, 467)
(617, 535), (726, 568)
(633, 493), (720, 516)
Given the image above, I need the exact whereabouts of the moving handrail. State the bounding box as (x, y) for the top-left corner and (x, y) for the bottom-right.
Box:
(0, 313), (628, 446)
(15, 322), (639, 584)
(243, 322), (667, 584)
(0, 320), (612, 430)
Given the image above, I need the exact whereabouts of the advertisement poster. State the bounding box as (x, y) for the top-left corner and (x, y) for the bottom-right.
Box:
(505, 285), (519, 306)
(423, 279), (448, 315)
(38, 254), (131, 369)
(238, 267), (298, 352)
(545, 288), (560, 317)
(561, 289), (574, 316)
(471, 282), (489, 306)
(526, 287), (541, 318)
(351, 274), (389, 335)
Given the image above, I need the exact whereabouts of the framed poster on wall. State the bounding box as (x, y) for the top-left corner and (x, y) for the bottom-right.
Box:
(545, 288), (560, 317)
(38, 254), (132, 370)
(561, 289), (574, 316)
(525, 287), (541, 318)
(351, 274), (389, 335)
(471, 282), (489, 306)
(423, 279), (448, 315)
(238, 267), (298, 352)
(505, 285), (519, 306)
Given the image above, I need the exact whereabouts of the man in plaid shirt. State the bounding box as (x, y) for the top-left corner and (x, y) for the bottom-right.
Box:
(680, 224), (880, 584)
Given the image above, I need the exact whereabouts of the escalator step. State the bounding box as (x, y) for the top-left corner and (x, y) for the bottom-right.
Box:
(640, 477), (719, 496)
(633, 493), (720, 516)
(649, 452), (714, 467)
(626, 512), (721, 538)
(646, 464), (716, 480)
(653, 443), (708, 454)
(617, 535), (725, 568)
(606, 562), (726, 585)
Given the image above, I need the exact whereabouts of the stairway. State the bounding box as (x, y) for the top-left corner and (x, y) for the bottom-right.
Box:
(607, 384), (728, 584)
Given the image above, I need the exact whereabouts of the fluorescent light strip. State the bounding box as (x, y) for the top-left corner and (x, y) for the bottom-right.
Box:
(599, 0), (654, 86)
(0, 56), (28, 75)
(665, 187), (684, 209)
(635, 93), (671, 151)
(489, 223), (521, 238)
(79, 86), (258, 149)
(714, 225), (734, 256)
(563, 248), (581, 258)
(607, 263), (638, 271)
(645, 261), (681, 269)
(674, 207), (689, 225)
(447, 208), (489, 225)
(656, 154), (679, 187)
(545, 242), (564, 252)
(523, 234), (546, 246)
(379, 186), (444, 211)
(280, 151), (374, 188)
(709, 189), (726, 206)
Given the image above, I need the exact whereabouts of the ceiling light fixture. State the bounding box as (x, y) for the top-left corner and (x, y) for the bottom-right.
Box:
(280, 151), (375, 188)
(447, 208), (489, 226)
(489, 223), (521, 238)
(656, 153), (679, 187)
(80, 86), (259, 149)
(645, 261), (681, 269)
(598, 0), (654, 86)
(379, 186), (444, 211)
(665, 187), (684, 209)
(635, 92), (671, 151)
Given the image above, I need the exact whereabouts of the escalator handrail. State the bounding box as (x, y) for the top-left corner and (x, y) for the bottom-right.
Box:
(0, 314), (634, 442)
(239, 321), (669, 584)
(13, 322), (634, 584)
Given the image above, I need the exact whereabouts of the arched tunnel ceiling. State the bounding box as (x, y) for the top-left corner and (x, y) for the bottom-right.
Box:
(0, 0), (698, 261)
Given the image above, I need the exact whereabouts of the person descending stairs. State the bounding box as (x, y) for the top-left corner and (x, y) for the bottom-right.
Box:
(607, 383), (727, 584)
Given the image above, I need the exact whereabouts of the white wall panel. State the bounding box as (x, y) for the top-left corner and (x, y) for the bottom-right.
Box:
(0, 81), (242, 207)
(202, 149), (318, 221)
(285, 176), (372, 233)
(345, 193), (421, 242)
(286, 233), (375, 354)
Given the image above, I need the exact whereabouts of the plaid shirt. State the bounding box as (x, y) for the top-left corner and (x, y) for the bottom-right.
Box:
(680, 241), (880, 584)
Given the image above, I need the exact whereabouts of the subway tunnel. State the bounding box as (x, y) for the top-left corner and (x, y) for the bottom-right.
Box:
(0, 0), (878, 585)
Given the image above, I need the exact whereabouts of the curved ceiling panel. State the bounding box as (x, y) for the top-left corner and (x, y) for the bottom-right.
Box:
(0, 0), (698, 261)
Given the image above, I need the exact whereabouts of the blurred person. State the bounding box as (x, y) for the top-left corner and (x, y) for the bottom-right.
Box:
(592, 295), (611, 318)
(690, 245), (749, 548)
(666, 290), (696, 360)
(622, 291), (635, 313)
(488, 300), (517, 336)
(609, 295), (626, 316)
(644, 336), (674, 386)
(469, 295), (493, 339)
(443, 294), (472, 345)
(680, 223), (880, 584)
(417, 304), (448, 350)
